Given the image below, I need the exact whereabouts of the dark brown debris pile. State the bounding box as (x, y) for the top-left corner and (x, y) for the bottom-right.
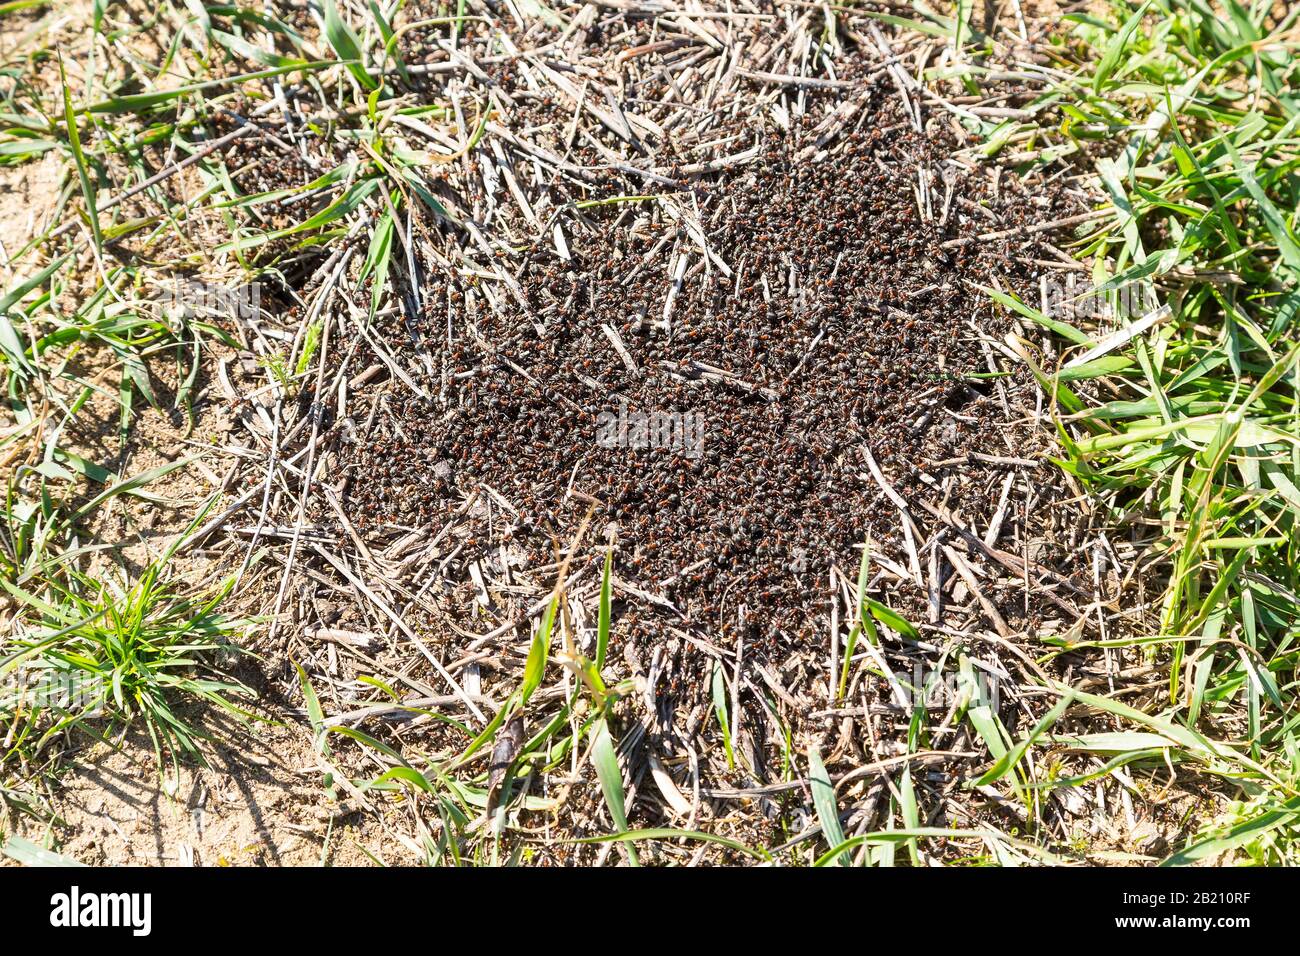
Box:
(337, 88), (1084, 661)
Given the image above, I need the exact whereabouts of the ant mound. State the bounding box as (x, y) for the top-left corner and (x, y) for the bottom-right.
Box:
(339, 91), (1082, 668)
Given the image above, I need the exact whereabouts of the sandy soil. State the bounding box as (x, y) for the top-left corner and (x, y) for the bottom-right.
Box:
(10, 717), (398, 866)
(0, 151), (62, 268)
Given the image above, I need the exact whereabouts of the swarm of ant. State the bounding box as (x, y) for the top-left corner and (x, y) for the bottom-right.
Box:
(341, 89), (1081, 665)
